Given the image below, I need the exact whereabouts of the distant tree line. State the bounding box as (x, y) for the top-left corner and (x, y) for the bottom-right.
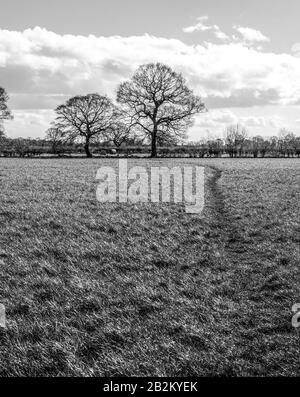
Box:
(1, 63), (300, 159)
(1, 126), (300, 158)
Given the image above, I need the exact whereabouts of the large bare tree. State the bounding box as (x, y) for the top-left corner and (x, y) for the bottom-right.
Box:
(117, 63), (206, 157)
(54, 94), (116, 157)
(0, 87), (13, 136)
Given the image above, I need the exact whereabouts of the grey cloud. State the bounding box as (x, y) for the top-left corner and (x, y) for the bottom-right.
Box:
(0, 65), (37, 92)
(0, 65), (75, 95)
(9, 94), (70, 110)
(205, 88), (280, 108)
(100, 59), (133, 78)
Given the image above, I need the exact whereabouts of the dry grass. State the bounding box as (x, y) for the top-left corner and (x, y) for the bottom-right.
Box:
(0, 158), (299, 376)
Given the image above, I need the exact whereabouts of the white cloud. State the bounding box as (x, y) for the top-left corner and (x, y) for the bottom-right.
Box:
(195, 110), (237, 128)
(214, 30), (230, 41)
(183, 16), (229, 41)
(269, 116), (284, 129)
(192, 111), (285, 135)
(2, 26), (296, 107)
(183, 16), (209, 33)
(195, 111), (268, 129)
(233, 26), (270, 44)
(1, 26), (300, 137)
(183, 20), (269, 46)
(239, 116), (267, 127)
(5, 109), (54, 138)
(291, 43), (300, 57)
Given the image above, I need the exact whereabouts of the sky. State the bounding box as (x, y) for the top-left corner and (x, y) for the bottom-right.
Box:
(1, 0), (300, 140)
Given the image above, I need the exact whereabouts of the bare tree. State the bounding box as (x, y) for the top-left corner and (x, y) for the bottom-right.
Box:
(225, 124), (248, 157)
(278, 129), (298, 157)
(286, 133), (297, 157)
(156, 130), (178, 147)
(207, 138), (224, 157)
(104, 110), (136, 147)
(106, 125), (128, 147)
(0, 87), (13, 135)
(46, 126), (67, 154)
(117, 63), (206, 157)
(54, 94), (116, 157)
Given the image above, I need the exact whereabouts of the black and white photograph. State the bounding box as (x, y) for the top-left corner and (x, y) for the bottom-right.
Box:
(0, 0), (299, 385)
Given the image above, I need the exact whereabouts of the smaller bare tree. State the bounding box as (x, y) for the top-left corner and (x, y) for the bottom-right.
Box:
(54, 94), (116, 157)
(46, 126), (67, 154)
(225, 124), (248, 157)
(104, 110), (135, 147)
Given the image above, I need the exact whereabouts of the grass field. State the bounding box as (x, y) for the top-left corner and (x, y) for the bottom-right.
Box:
(0, 157), (299, 376)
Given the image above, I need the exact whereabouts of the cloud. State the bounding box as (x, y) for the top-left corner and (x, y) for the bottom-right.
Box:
(1, 26), (300, 137)
(268, 116), (284, 129)
(5, 109), (54, 138)
(194, 110), (269, 129)
(183, 16), (229, 41)
(182, 16), (209, 33)
(239, 116), (267, 127)
(206, 88), (280, 108)
(291, 43), (300, 57)
(233, 26), (270, 44)
(183, 19), (269, 46)
(195, 110), (237, 128)
(190, 111), (285, 140)
(214, 30), (230, 41)
(1, 26), (297, 107)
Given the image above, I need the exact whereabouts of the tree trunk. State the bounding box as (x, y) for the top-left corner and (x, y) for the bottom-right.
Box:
(84, 137), (92, 158)
(151, 126), (158, 158)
